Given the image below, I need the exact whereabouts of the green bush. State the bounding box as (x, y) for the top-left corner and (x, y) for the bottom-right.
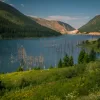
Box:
(0, 80), (5, 96)
(19, 78), (30, 88)
(17, 66), (24, 72)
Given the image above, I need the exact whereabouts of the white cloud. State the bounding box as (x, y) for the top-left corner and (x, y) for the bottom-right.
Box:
(10, 4), (15, 7)
(44, 15), (90, 29)
(0, 0), (5, 2)
(21, 4), (24, 7)
(28, 15), (38, 18)
(45, 15), (90, 21)
(45, 15), (78, 21)
(0, 0), (8, 2)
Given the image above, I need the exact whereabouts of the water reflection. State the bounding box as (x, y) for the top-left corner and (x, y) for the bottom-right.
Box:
(0, 35), (100, 73)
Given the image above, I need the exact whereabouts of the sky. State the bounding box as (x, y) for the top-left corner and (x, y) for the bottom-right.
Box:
(0, 0), (100, 29)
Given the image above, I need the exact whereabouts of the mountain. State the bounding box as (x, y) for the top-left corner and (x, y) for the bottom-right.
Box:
(0, 1), (61, 39)
(79, 15), (100, 33)
(31, 17), (76, 34)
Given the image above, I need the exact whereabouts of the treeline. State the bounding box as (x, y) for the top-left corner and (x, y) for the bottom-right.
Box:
(78, 49), (96, 64)
(58, 48), (96, 68)
(82, 38), (100, 49)
(15, 48), (96, 72)
(58, 55), (74, 68)
(0, 16), (61, 39)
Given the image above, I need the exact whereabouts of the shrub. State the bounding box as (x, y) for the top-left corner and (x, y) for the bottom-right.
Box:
(49, 65), (54, 69)
(19, 78), (30, 88)
(0, 80), (5, 96)
(34, 67), (41, 70)
(17, 66), (24, 72)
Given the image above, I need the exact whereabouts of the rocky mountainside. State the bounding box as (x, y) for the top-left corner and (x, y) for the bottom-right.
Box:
(31, 17), (77, 34)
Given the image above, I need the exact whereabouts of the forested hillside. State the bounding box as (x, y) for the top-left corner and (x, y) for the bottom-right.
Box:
(0, 1), (61, 39)
(79, 15), (100, 33)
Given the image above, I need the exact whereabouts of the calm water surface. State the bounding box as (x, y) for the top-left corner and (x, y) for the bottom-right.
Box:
(0, 35), (100, 73)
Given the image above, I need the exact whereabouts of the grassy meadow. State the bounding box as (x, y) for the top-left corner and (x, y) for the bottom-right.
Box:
(1, 60), (100, 100)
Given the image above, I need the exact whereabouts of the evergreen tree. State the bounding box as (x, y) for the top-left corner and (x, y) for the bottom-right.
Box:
(58, 59), (62, 68)
(89, 48), (96, 61)
(68, 56), (74, 66)
(63, 54), (69, 67)
(97, 42), (100, 48)
(78, 49), (85, 64)
(84, 53), (89, 63)
(97, 38), (100, 48)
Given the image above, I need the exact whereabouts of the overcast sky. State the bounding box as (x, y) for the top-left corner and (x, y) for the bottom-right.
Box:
(1, 0), (100, 29)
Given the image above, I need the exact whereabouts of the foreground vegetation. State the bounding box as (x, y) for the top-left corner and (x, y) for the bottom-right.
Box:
(79, 38), (100, 52)
(0, 47), (97, 100)
(1, 60), (100, 100)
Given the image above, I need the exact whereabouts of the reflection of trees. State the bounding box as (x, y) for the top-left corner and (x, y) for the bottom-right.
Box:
(18, 45), (45, 69)
(18, 45), (27, 65)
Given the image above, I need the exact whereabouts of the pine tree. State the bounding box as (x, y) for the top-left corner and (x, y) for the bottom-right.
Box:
(97, 42), (100, 49)
(84, 53), (89, 63)
(97, 38), (100, 48)
(78, 49), (85, 64)
(69, 56), (74, 66)
(89, 49), (96, 61)
(58, 59), (62, 68)
(63, 54), (69, 67)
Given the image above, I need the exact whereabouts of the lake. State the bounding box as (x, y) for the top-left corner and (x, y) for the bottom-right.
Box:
(0, 34), (100, 73)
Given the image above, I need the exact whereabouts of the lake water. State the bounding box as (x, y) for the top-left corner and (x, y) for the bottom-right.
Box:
(0, 34), (100, 73)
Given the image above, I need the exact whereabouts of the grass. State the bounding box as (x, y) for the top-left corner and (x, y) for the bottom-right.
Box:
(1, 61), (100, 100)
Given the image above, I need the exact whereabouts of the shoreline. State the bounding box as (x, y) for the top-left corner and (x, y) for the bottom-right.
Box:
(0, 33), (100, 40)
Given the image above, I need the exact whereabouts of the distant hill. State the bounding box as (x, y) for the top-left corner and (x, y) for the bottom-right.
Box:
(79, 15), (100, 33)
(0, 1), (61, 39)
(31, 17), (76, 34)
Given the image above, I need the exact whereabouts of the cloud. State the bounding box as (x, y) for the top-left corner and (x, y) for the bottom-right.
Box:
(45, 15), (78, 21)
(0, 0), (8, 2)
(45, 15), (90, 21)
(28, 15), (38, 18)
(10, 4), (15, 7)
(21, 4), (24, 7)
(0, 0), (5, 2)
(44, 15), (90, 29)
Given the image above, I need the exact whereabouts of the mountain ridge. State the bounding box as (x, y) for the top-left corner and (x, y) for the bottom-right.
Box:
(79, 15), (100, 34)
(0, 1), (61, 39)
(30, 17), (77, 34)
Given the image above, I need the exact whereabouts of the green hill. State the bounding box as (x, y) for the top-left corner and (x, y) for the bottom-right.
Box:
(0, 1), (61, 39)
(79, 15), (100, 33)
(1, 61), (100, 100)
